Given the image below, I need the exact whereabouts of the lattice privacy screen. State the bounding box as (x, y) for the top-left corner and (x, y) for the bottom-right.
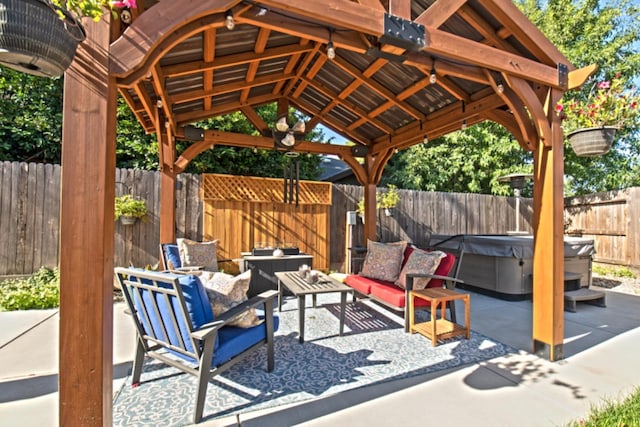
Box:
(202, 174), (332, 205)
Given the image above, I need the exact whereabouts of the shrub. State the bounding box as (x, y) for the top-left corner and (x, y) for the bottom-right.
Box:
(0, 267), (60, 311)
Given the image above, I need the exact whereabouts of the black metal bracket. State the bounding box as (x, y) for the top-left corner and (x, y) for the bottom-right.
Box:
(379, 13), (425, 52)
(183, 126), (205, 141)
(558, 63), (569, 89)
(350, 145), (369, 157)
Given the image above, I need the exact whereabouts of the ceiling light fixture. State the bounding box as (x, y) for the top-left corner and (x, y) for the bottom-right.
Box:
(225, 10), (235, 30)
(273, 116), (306, 150)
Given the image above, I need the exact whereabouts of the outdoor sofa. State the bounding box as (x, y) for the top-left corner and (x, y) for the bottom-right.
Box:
(344, 242), (462, 332)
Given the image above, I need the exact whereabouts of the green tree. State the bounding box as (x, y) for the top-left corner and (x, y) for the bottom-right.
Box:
(0, 68), (63, 163)
(384, 124), (532, 196)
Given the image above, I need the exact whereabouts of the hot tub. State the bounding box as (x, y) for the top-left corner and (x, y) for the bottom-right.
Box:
(428, 234), (595, 300)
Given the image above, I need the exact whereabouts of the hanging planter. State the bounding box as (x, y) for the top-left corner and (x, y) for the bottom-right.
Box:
(0, 0), (86, 77)
(566, 126), (617, 157)
(119, 215), (137, 226)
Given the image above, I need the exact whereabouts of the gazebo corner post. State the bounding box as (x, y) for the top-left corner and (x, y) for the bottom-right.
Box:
(364, 182), (377, 242)
(59, 14), (116, 426)
(156, 102), (177, 248)
(159, 168), (177, 246)
(532, 88), (565, 361)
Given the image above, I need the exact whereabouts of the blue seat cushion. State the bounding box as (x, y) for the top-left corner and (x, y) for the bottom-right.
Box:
(164, 244), (182, 269)
(213, 314), (279, 367)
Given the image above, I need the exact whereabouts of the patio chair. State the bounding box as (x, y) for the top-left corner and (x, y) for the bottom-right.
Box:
(115, 267), (278, 424)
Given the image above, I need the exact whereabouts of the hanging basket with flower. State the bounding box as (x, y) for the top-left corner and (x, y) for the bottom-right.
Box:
(557, 75), (639, 156)
(0, 0), (135, 77)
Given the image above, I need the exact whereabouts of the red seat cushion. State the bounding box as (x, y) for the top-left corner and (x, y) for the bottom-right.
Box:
(369, 281), (430, 309)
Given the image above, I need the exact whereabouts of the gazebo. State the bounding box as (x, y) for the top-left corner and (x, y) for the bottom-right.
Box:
(57, 0), (594, 424)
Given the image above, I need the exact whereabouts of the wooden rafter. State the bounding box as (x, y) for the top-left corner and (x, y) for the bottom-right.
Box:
(415, 0), (467, 28)
(479, 0), (571, 68)
(203, 28), (216, 110)
(389, 0), (412, 18)
(240, 106), (270, 136)
(457, 4), (519, 54)
(423, 27), (563, 89)
(175, 93), (279, 125)
(163, 43), (314, 79)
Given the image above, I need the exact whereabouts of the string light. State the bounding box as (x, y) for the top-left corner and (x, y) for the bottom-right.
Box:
(423, 135), (428, 144)
(225, 10), (235, 30)
(327, 29), (336, 60)
(461, 119), (467, 130)
(394, 148), (399, 154)
(497, 79), (504, 93)
(429, 61), (437, 84)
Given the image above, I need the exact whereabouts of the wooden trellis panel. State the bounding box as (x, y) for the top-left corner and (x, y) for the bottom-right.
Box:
(202, 174), (332, 271)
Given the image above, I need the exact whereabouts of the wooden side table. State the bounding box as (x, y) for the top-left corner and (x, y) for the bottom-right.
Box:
(409, 288), (470, 346)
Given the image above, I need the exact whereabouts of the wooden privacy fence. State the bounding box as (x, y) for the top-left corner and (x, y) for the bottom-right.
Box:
(565, 187), (640, 267)
(2, 161), (637, 276)
(201, 174), (332, 271)
(0, 162), (202, 276)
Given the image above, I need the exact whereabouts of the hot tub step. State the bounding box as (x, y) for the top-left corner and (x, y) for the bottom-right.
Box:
(564, 288), (606, 312)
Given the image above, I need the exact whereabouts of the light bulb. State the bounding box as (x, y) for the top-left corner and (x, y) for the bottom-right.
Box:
(429, 67), (437, 84)
(292, 120), (305, 133)
(327, 41), (335, 60)
(225, 10), (235, 30)
(461, 120), (467, 130)
(497, 81), (504, 93)
(275, 116), (289, 132)
(423, 135), (428, 144)
(281, 133), (296, 147)
(394, 148), (399, 154)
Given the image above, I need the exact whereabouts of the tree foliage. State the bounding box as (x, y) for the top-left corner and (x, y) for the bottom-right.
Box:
(0, 68), (63, 163)
(384, 0), (640, 196)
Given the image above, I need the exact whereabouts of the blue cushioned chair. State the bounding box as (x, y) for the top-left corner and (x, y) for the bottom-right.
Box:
(115, 267), (278, 423)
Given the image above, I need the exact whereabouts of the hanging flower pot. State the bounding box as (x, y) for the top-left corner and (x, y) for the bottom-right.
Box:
(566, 126), (617, 157)
(119, 215), (137, 226)
(0, 0), (85, 77)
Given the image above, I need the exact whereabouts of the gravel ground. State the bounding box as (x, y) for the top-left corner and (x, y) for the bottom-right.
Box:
(592, 275), (640, 296)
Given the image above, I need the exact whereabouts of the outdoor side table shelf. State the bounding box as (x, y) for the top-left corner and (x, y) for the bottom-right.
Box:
(409, 288), (470, 347)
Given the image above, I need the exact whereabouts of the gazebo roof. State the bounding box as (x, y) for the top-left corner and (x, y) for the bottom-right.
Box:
(110, 0), (583, 166)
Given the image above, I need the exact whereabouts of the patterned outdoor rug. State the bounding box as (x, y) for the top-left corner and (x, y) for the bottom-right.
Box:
(113, 294), (514, 426)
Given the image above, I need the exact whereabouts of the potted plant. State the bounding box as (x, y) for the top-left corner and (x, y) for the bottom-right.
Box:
(557, 74), (639, 156)
(379, 184), (400, 216)
(356, 185), (401, 220)
(0, 0), (135, 77)
(115, 194), (147, 225)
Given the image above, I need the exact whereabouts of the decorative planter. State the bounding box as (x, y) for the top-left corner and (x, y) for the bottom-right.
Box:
(120, 215), (137, 225)
(566, 126), (617, 157)
(0, 0), (85, 77)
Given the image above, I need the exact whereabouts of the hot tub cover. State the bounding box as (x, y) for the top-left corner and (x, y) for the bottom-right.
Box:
(429, 234), (595, 259)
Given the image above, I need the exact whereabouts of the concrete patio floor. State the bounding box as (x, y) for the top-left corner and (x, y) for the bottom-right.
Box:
(1, 286), (639, 426)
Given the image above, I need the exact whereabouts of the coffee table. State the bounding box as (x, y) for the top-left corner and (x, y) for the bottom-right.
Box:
(275, 271), (353, 343)
(409, 288), (470, 347)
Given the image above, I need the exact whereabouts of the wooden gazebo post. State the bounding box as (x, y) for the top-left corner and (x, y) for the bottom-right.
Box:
(59, 16), (116, 425)
(531, 88), (566, 361)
